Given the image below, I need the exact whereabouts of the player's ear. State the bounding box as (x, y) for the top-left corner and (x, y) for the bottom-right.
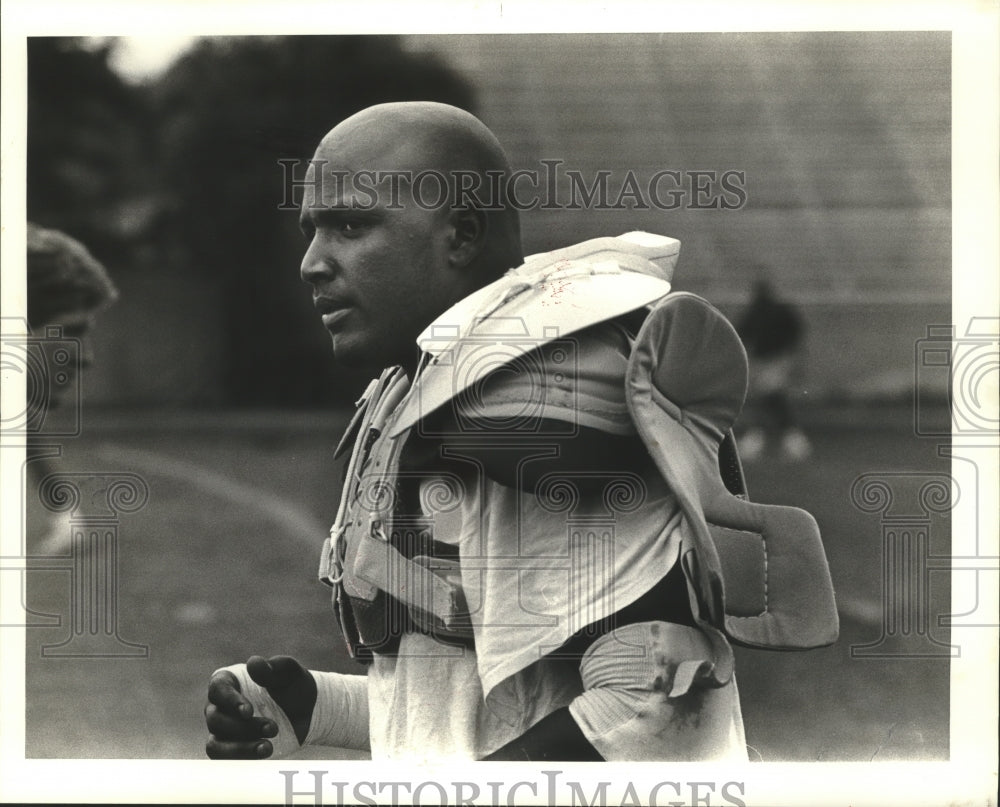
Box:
(446, 207), (488, 270)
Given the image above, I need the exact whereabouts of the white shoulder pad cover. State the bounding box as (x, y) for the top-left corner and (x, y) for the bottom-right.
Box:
(389, 233), (677, 436)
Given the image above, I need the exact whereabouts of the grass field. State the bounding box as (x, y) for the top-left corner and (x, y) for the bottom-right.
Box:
(22, 404), (952, 761)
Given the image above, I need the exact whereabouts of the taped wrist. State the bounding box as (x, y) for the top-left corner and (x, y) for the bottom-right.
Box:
(567, 621), (746, 761)
(216, 664), (302, 759)
(304, 671), (371, 751)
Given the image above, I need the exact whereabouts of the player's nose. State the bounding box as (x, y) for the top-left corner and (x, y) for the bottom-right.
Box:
(300, 240), (337, 286)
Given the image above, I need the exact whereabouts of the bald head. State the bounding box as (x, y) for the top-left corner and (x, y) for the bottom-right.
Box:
(312, 102), (523, 277)
(321, 102), (510, 177)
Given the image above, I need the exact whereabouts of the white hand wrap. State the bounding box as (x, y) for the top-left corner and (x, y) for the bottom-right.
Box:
(304, 671), (370, 751)
(568, 621), (747, 761)
(216, 666), (370, 755)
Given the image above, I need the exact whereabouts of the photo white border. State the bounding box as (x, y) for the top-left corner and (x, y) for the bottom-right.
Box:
(1, 1), (997, 805)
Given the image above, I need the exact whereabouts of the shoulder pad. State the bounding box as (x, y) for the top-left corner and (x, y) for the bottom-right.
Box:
(629, 291), (748, 442)
(333, 377), (380, 459)
(626, 293), (838, 649)
(388, 232), (678, 436)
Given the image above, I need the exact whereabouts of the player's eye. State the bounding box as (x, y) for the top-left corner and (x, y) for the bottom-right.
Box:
(339, 220), (369, 238)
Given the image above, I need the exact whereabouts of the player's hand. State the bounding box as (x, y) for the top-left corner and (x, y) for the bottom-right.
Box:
(204, 654), (317, 759)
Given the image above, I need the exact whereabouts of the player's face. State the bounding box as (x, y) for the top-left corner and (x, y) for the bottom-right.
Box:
(299, 150), (456, 373)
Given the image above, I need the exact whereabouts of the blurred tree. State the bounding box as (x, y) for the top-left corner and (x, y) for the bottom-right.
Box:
(151, 36), (477, 405)
(27, 37), (151, 269)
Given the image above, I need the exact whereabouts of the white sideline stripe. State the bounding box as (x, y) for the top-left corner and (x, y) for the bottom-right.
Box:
(92, 444), (329, 546)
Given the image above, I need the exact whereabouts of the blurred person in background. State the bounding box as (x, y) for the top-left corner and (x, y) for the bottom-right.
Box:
(736, 273), (812, 461)
(203, 103), (836, 761)
(24, 222), (119, 553)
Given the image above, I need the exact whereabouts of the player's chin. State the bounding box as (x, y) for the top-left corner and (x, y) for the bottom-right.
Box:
(329, 331), (390, 372)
